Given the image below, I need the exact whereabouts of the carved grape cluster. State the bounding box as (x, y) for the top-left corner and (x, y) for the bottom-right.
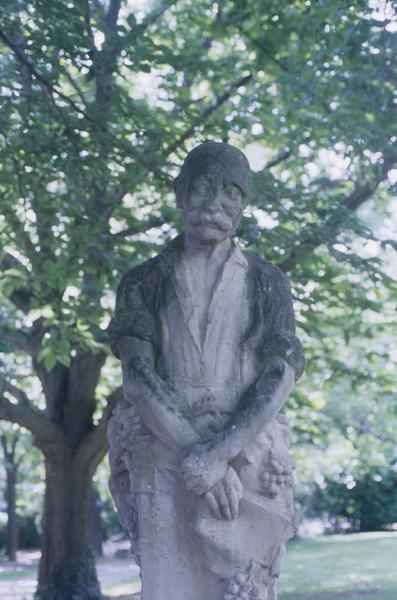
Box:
(120, 412), (140, 444)
(260, 454), (295, 499)
(224, 563), (259, 600)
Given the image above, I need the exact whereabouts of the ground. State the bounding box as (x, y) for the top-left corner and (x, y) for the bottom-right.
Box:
(0, 538), (141, 600)
(0, 532), (396, 599)
(279, 532), (397, 600)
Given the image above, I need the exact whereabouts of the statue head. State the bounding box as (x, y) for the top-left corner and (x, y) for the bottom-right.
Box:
(174, 141), (253, 244)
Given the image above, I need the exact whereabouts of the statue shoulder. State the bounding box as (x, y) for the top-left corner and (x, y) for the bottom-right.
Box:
(243, 251), (304, 378)
(110, 255), (165, 358)
(117, 256), (169, 317)
(116, 235), (182, 300)
(117, 255), (162, 295)
(244, 252), (292, 296)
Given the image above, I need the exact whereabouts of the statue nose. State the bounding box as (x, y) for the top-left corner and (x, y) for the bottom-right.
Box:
(205, 192), (223, 212)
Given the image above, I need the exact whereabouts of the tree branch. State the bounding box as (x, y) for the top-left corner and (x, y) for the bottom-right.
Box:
(0, 253), (35, 313)
(1, 328), (34, 354)
(75, 386), (123, 473)
(104, 0), (122, 30)
(0, 29), (170, 184)
(279, 155), (397, 272)
(0, 379), (65, 449)
(83, 0), (96, 52)
(0, 252), (24, 273)
(1, 430), (20, 462)
(166, 73), (253, 156)
(11, 430), (20, 456)
(139, 1), (177, 30)
(345, 155), (397, 209)
(112, 215), (168, 238)
(94, 0), (123, 108)
(0, 132), (39, 260)
(264, 149), (293, 170)
(0, 434), (8, 458)
(2, 381), (30, 405)
(62, 68), (89, 109)
(0, 29), (89, 118)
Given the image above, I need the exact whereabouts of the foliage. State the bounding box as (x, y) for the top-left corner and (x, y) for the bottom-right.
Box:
(0, 0), (396, 379)
(0, 422), (44, 556)
(292, 327), (397, 531)
(0, 513), (40, 550)
(305, 466), (397, 532)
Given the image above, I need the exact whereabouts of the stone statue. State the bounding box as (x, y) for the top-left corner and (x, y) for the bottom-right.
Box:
(107, 141), (305, 600)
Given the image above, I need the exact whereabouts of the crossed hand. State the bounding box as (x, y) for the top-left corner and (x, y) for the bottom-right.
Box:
(182, 443), (243, 520)
(205, 465), (243, 520)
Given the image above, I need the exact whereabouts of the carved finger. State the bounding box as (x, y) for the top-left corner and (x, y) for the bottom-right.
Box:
(229, 486), (240, 519)
(216, 484), (232, 520)
(223, 472), (240, 519)
(227, 467), (243, 502)
(231, 470), (244, 496)
(206, 491), (222, 519)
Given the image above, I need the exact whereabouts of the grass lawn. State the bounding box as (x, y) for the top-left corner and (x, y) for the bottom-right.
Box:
(278, 531), (397, 600)
(102, 575), (141, 597)
(1, 532), (396, 599)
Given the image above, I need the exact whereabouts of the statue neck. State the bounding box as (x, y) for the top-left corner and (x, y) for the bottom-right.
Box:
(183, 235), (233, 266)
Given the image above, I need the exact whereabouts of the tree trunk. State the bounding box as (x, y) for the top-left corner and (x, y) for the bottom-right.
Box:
(90, 486), (104, 557)
(1, 433), (19, 562)
(5, 465), (18, 561)
(37, 446), (103, 600)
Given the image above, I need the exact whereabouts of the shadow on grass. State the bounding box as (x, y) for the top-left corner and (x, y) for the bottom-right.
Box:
(124, 590), (387, 600)
(0, 568), (33, 580)
(282, 589), (383, 600)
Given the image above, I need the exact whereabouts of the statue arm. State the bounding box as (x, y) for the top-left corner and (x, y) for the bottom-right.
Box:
(119, 336), (202, 450)
(108, 267), (201, 451)
(183, 358), (295, 494)
(183, 266), (304, 495)
(107, 400), (138, 539)
(211, 266), (305, 462)
(201, 327), (304, 466)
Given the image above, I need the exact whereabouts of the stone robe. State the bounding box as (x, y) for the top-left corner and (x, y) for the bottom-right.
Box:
(108, 234), (303, 600)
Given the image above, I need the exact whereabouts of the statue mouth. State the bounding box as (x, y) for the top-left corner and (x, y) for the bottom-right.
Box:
(191, 216), (230, 232)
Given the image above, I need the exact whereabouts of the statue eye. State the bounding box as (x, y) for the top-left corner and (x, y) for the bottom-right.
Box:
(192, 183), (209, 195)
(225, 185), (242, 202)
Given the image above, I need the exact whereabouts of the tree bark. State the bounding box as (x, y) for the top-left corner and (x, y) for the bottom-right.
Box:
(5, 466), (18, 562)
(37, 445), (103, 600)
(1, 433), (19, 562)
(90, 486), (104, 557)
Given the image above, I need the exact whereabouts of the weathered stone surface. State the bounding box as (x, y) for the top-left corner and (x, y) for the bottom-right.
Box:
(108, 141), (304, 600)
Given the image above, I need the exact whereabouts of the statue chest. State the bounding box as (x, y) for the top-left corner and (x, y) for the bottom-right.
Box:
(157, 254), (258, 388)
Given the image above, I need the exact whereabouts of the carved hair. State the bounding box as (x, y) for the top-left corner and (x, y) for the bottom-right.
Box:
(173, 141), (254, 208)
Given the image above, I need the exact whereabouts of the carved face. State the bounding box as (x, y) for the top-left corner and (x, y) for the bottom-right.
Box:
(183, 174), (245, 243)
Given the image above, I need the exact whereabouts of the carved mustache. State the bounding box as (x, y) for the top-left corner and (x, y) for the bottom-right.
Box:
(190, 213), (231, 231)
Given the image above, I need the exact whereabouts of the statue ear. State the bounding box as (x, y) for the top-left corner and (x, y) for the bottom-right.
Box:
(173, 175), (184, 209)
